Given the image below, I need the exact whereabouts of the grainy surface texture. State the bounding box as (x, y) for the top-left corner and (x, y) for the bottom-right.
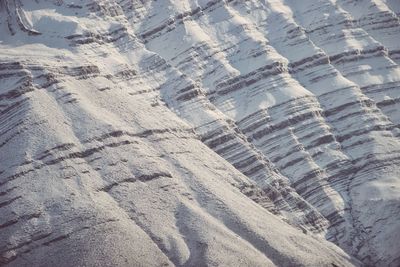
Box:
(0, 0), (399, 266)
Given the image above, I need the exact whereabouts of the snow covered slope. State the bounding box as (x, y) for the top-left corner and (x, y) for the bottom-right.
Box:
(0, 0), (399, 266)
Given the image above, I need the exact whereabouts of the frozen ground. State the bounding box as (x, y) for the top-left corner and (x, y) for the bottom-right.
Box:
(0, 0), (399, 266)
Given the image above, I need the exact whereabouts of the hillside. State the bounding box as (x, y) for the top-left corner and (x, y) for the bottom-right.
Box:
(1, 0), (399, 266)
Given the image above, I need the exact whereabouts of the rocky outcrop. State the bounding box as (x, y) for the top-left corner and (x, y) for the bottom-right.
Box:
(0, 0), (399, 266)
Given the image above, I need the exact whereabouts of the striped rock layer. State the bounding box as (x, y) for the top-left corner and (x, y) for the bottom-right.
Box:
(0, 0), (399, 266)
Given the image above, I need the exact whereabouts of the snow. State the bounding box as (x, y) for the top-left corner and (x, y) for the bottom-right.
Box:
(1, 0), (399, 266)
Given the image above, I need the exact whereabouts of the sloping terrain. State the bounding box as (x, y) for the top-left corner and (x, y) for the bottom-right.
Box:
(0, 0), (399, 266)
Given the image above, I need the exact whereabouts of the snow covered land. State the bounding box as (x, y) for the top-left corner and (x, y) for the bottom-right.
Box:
(0, 0), (399, 266)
